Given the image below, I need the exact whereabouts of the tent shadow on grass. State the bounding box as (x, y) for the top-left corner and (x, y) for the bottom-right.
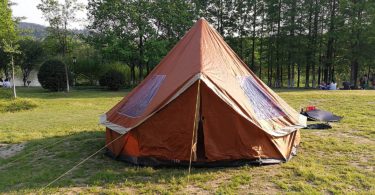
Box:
(0, 130), (225, 193)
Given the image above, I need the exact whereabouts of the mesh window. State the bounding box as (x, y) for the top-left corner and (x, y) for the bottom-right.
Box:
(119, 75), (166, 118)
(239, 76), (285, 120)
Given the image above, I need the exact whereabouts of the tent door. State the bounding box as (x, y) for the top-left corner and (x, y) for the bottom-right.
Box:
(196, 117), (206, 160)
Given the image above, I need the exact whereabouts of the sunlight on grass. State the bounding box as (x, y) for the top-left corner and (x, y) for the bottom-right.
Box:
(0, 87), (374, 194)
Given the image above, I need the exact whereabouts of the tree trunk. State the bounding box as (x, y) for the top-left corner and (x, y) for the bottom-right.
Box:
(288, 0), (297, 88)
(146, 61), (150, 75)
(350, 60), (359, 87)
(130, 63), (135, 85)
(259, 4), (265, 80)
(267, 35), (273, 86)
(4, 68), (10, 79)
(305, 1), (313, 88)
(317, 5), (324, 86)
(259, 37), (263, 80)
(311, 0), (319, 88)
(367, 63), (371, 85)
(305, 61), (310, 88)
(317, 66), (321, 85)
(11, 55), (16, 98)
(280, 60), (283, 87)
(350, 0), (363, 88)
(287, 52), (291, 88)
(275, 0), (282, 88)
(23, 72), (27, 87)
(291, 63), (295, 87)
(297, 63), (301, 88)
(251, 1), (257, 71)
(138, 32), (144, 82)
(63, 21), (70, 92)
(324, 0), (336, 84)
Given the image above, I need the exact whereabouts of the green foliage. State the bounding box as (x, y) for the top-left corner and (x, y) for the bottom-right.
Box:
(71, 56), (103, 86)
(99, 69), (125, 91)
(86, 0), (195, 83)
(0, 88), (37, 112)
(0, 0), (18, 75)
(0, 88), (12, 99)
(0, 0), (16, 41)
(37, 0), (83, 56)
(16, 38), (44, 86)
(37, 59), (72, 91)
(82, 0), (375, 88)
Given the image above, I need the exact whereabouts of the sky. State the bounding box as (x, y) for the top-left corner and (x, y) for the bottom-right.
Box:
(11, 0), (88, 29)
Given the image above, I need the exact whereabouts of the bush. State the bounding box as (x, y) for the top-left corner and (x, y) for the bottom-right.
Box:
(99, 70), (125, 91)
(38, 59), (72, 91)
(0, 99), (37, 113)
(0, 88), (12, 99)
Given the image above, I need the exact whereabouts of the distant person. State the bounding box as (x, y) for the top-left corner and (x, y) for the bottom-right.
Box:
(342, 81), (351, 90)
(372, 74), (375, 89)
(319, 81), (327, 90)
(359, 75), (368, 89)
(328, 80), (337, 90)
(3, 78), (11, 88)
(0, 77), (3, 87)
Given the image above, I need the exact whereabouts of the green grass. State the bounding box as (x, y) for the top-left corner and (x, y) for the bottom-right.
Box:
(0, 87), (374, 194)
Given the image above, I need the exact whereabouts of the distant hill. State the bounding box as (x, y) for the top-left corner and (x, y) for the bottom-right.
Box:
(18, 22), (47, 39)
(18, 22), (88, 39)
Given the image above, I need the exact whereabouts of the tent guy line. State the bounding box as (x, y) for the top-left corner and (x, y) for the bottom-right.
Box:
(39, 133), (126, 191)
(0, 135), (74, 171)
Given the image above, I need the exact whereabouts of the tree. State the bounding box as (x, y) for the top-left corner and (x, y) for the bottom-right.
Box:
(0, 0), (18, 98)
(99, 69), (125, 91)
(2, 40), (20, 98)
(343, 0), (371, 87)
(16, 39), (44, 86)
(38, 0), (83, 92)
(87, 0), (195, 84)
(38, 59), (72, 91)
(82, 0), (375, 88)
(324, 0), (338, 84)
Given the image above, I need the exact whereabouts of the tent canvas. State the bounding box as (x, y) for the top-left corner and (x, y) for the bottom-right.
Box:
(100, 18), (306, 166)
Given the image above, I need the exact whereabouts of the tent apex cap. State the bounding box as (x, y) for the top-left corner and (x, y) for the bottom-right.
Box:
(196, 18), (210, 27)
(197, 17), (209, 23)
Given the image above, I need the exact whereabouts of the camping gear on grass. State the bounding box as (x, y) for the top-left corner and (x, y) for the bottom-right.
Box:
(100, 18), (307, 167)
(303, 123), (332, 130)
(301, 106), (342, 130)
(306, 105), (316, 111)
(302, 108), (342, 122)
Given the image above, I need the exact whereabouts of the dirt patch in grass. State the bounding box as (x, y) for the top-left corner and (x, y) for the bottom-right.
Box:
(185, 184), (210, 194)
(0, 142), (25, 159)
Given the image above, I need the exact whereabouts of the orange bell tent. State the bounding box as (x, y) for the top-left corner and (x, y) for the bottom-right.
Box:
(100, 18), (306, 166)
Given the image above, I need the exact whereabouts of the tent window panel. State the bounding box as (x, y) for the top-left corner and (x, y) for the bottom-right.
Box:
(119, 75), (166, 118)
(239, 76), (285, 120)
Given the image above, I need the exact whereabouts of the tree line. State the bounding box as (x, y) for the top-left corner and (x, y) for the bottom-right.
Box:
(1, 0), (375, 89)
(86, 0), (375, 88)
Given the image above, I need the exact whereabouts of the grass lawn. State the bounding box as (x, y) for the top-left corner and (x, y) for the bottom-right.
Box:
(0, 87), (374, 194)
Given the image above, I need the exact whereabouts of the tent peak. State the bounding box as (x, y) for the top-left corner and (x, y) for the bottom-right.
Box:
(195, 18), (210, 28)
